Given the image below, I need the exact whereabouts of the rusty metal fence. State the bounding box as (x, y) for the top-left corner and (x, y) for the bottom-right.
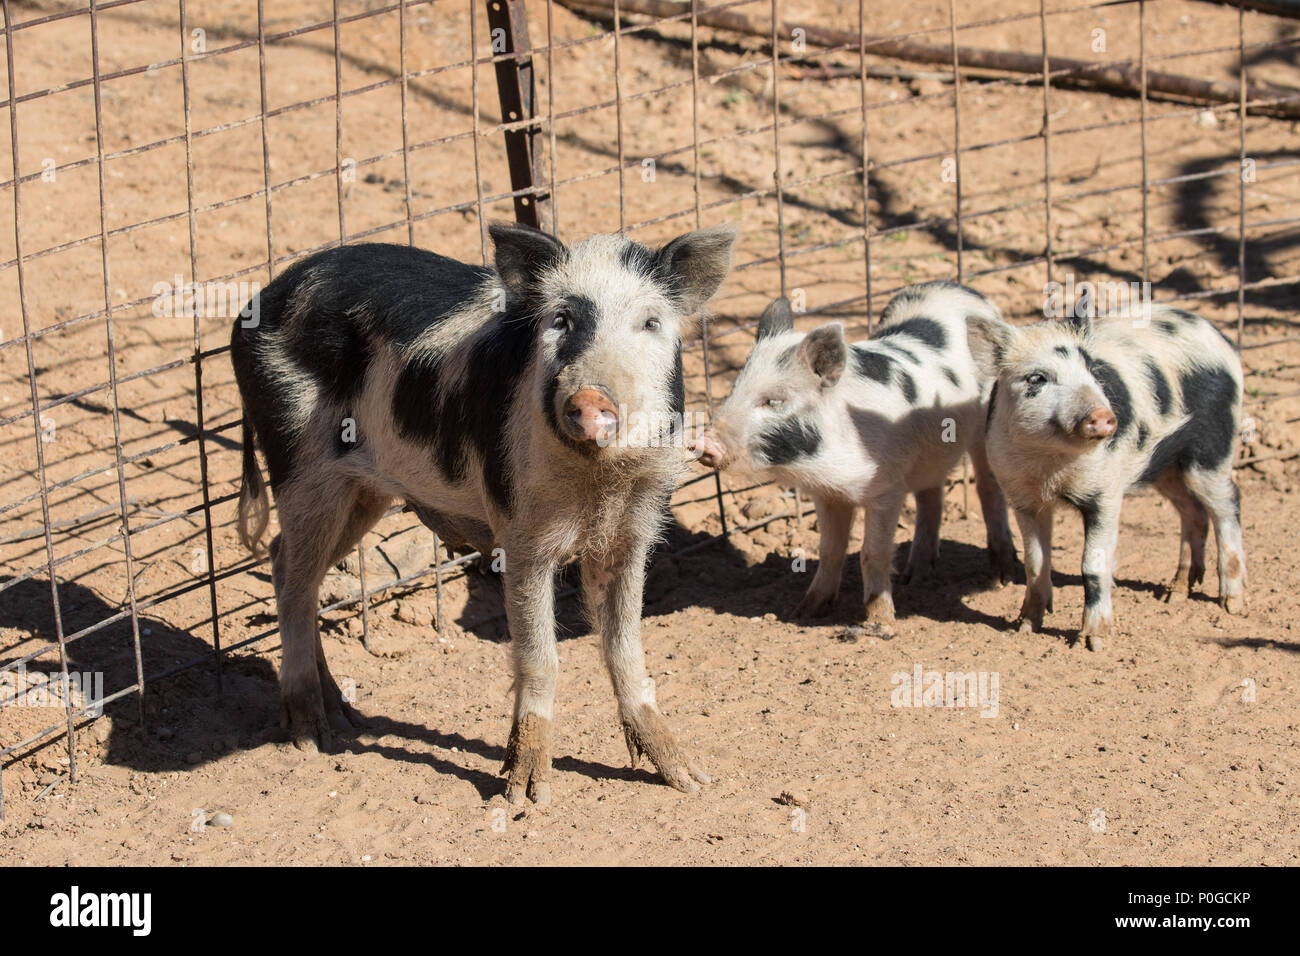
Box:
(2, 0), (1297, 819)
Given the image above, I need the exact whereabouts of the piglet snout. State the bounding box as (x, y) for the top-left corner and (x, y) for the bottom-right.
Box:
(690, 430), (728, 468)
(1078, 406), (1117, 440)
(564, 387), (619, 443)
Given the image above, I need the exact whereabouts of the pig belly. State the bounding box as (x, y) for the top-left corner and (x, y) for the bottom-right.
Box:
(407, 500), (495, 556)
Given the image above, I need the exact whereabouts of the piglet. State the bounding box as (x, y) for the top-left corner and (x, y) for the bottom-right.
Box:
(970, 305), (1248, 650)
(692, 281), (1016, 630)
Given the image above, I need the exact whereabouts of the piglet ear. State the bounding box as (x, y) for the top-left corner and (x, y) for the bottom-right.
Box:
(966, 312), (1017, 382)
(654, 224), (738, 315)
(757, 297), (794, 339)
(489, 221), (566, 302)
(799, 322), (847, 388)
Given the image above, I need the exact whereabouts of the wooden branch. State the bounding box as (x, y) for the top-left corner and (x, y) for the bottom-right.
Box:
(559, 0), (1300, 119)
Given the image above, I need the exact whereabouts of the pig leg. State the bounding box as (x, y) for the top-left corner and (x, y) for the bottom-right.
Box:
(1154, 468), (1207, 603)
(1185, 467), (1247, 615)
(584, 542), (709, 794)
(501, 556), (559, 805)
(860, 489), (906, 629)
(1013, 505), (1054, 634)
(969, 438), (1016, 585)
(1078, 497), (1123, 652)
(899, 486), (943, 585)
(794, 495), (854, 617)
(273, 477), (387, 752)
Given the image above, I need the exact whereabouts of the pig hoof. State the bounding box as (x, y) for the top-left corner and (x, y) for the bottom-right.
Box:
(622, 704), (709, 794)
(1162, 585), (1187, 605)
(899, 565), (935, 587)
(1079, 614), (1110, 652)
(323, 691), (364, 734)
(991, 550), (1018, 587)
(794, 591), (834, 618)
(502, 713), (552, 805)
(1015, 616), (1038, 634)
(280, 696), (332, 754)
(865, 594), (895, 631)
(1221, 594), (1247, 616)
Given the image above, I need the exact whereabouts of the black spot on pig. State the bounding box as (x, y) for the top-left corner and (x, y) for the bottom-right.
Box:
(292, 243), (492, 348)
(1137, 423), (1150, 449)
(393, 307), (536, 513)
(757, 417), (822, 465)
(1138, 365), (1239, 482)
(942, 366), (960, 387)
(619, 241), (655, 277)
(896, 368), (918, 404)
(880, 342), (920, 364)
(851, 346), (894, 385)
(875, 317), (947, 352)
(1144, 359), (1173, 416)
(985, 380), (999, 430)
(1082, 572), (1103, 609)
(1178, 365), (1238, 469)
(1157, 319), (1179, 336)
(1053, 345), (1071, 359)
(393, 350), (451, 465)
(1062, 489), (1103, 534)
(669, 342), (685, 424)
(554, 294), (600, 366)
(1082, 352), (1133, 446)
(457, 315), (537, 513)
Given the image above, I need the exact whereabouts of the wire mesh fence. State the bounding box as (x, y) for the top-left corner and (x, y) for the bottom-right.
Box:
(1, 0), (1297, 819)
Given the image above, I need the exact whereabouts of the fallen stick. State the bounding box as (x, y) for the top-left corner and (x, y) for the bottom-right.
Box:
(560, 0), (1300, 118)
(1236, 447), (1300, 467)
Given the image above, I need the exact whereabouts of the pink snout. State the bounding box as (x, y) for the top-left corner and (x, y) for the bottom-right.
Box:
(564, 387), (619, 443)
(690, 429), (729, 468)
(1078, 406), (1118, 440)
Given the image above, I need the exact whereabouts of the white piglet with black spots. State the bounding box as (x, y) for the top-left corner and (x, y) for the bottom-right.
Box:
(969, 306), (1247, 651)
(692, 281), (1016, 630)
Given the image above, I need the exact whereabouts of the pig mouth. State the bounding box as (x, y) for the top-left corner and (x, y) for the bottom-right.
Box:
(689, 431), (729, 469)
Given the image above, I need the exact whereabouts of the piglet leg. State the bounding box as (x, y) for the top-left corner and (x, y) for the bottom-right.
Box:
(861, 490), (906, 631)
(1079, 498), (1122, 652)
(794, 495), (853, 618)
(1013, 505), (1054, 634)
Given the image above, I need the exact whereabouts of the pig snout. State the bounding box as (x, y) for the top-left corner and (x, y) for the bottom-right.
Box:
(563, 386), (619, 443)
(689, 429), (728, 468)
(1077, 405), (1117, 440)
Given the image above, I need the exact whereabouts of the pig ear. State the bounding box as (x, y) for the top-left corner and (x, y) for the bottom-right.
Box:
(489, 221), (566, 301)
(757, 297), (794, 340)
(966, 313), (1017, 381)
(654, 224), (738, 314)
(799, 322), (847, 388)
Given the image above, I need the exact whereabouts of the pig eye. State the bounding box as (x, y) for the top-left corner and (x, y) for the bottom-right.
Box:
(1025, 371), (1049, 388)
(762, 397), (784, 409)
(551, 310), (569, 332)
(643, 317), (661, 332)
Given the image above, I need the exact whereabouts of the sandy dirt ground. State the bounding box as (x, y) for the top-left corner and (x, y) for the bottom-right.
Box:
(1, 0), (1298, 864)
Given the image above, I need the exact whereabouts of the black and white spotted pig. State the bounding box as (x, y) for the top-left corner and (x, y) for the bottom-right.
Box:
(970, 306), (1247, 651)
(231, 223), (737, 803)
(691, 281), (1016, 629)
